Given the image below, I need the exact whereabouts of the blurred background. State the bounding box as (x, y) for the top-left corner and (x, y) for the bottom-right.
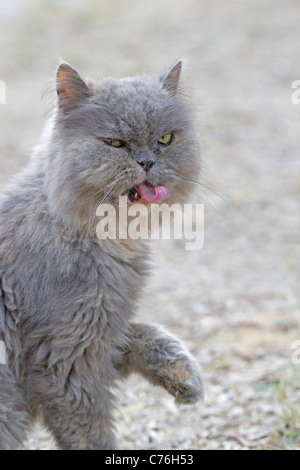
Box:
(0, 0), (299, 450)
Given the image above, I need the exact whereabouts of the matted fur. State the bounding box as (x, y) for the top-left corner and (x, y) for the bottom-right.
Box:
(0, 61), (203, 450)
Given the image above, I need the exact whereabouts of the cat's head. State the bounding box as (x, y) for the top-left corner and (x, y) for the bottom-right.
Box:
(45, 61), (201, 232)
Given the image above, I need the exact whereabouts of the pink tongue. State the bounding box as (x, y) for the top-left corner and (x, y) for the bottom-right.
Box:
(136, 183), (170, 203)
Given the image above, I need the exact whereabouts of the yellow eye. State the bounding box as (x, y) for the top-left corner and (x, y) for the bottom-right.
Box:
(158, 133), (173, 145)
(104, 138), (124, 148)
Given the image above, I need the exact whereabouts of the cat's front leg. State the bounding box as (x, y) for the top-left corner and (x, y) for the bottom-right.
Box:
(116, 323), (204, 404)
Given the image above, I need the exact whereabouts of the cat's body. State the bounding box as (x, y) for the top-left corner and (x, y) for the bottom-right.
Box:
(0, 61), (203, 450)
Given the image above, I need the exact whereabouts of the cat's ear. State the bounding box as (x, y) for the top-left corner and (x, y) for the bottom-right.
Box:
(56, 63), (90, 113)
(160, 59), (182, 95)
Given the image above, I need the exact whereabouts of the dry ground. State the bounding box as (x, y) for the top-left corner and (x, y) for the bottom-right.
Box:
(0, 0), (299, 450)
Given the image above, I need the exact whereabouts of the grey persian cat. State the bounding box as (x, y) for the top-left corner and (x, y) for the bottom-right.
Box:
(0, 60), (203, 450)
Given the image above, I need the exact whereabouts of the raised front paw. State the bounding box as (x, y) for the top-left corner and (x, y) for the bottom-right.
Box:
(121, 323), (204, 404)
(156, 353), (204, 404)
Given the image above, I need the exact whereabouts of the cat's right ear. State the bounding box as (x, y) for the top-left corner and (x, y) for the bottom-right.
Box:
(160, 59), (182, 96)
(56, 63), (90, 114)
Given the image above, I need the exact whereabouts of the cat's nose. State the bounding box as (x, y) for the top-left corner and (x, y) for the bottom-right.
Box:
(137, 157), (155, 172)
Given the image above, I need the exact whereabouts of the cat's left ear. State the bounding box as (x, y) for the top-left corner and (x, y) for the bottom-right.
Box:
(160, 59), (182, 95)
(56, 62), (90, 113)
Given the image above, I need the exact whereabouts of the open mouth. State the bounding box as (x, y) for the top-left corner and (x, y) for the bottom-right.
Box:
(127, 182), (170, 204)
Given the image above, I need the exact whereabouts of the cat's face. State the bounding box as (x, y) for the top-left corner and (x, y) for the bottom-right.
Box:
(46, 62), (200, 229)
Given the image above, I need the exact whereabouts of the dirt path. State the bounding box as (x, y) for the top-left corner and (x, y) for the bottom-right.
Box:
(1, 0), (299, 450)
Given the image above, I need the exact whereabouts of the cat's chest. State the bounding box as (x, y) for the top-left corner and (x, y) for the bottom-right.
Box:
(60, 241), (146, 351)
(74, 240), (146, 314)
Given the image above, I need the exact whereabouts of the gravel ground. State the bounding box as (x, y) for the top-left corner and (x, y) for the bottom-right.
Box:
(1, 0), (299, 450)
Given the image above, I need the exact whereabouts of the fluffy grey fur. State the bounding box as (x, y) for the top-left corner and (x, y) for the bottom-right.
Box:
(0, 61), (203, 450)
